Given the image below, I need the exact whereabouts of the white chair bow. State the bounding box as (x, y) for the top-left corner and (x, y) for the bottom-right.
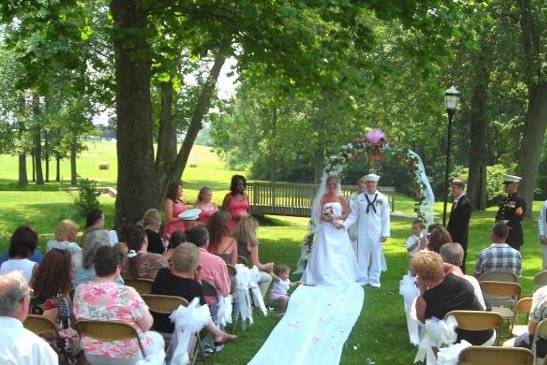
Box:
(216, 294), (233, 328)
(232, 264), (254, 329)
(248, 266), (268, 316)
(414, 316), (458, 365)
(166, 298), (211, 365)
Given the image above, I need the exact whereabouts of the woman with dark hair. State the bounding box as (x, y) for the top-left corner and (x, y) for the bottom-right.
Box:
(120, 224), (168, 280)
(162, 230), (186, 262)
(162, 181), (188, 240)
(30, 249), (80, 358)
(85, 209), (105, 230)
(427, 226), (453, 253)
(74, 245), (164, 363)
(222, 175), (250, 232)
(207, 210), (238, 265)
(0, 225), (39, 282)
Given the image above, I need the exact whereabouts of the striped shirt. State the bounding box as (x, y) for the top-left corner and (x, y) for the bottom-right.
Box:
(474, 243), (522, 277)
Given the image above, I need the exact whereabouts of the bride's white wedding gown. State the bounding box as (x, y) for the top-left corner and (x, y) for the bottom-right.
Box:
(249, 201), (364, 365)
(303, 201), (361, 286)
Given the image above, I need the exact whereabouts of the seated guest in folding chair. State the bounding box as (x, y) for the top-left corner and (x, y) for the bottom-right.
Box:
(511, 284), (547, 357)
(151, 243), (236, 342)
(186, 226), (231, 309)
(74, 245), (164, 365)
(0, 271), (58, 364)
(474, 223), (522, 279)
(439, 242), (486, 310)
(120, 224), (168, 281)
(412, 251), (494, 345)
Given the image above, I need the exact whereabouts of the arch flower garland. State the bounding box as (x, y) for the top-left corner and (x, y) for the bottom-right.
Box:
(297, 130), (435, 272)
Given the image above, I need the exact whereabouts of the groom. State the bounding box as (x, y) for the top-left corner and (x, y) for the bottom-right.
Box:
(338, 173), (390, 287)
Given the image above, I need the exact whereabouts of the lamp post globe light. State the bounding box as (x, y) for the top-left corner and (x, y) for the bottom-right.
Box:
(442, 85), (460, 226)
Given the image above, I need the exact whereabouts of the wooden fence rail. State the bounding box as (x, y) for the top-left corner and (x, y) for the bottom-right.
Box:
(247, 182), (395, 217)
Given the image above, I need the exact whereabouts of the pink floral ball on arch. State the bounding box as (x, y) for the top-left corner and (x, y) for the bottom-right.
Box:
(366, 129), (386, 146)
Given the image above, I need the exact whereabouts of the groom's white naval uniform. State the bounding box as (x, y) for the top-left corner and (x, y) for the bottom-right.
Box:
(343, 173), (390, 287)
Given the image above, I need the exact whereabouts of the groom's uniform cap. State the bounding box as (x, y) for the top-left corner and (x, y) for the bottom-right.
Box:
(503, 175), (522, 184)
(363, 173), (380, 182)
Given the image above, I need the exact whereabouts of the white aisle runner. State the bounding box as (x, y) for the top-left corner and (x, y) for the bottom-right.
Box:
(248, 283), (364, 365)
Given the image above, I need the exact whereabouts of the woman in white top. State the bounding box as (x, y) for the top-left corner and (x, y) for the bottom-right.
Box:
(0, 225), (39, 283)
(46, 219), (82, 266)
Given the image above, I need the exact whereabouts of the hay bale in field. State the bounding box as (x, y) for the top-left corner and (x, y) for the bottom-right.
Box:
(189, 163), (197, 168)
(98, 161), (109, 170)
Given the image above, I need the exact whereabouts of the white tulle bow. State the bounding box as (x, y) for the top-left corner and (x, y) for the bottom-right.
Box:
(232, 264), (268, 330)
(436, 340), (472, 365)
(248, 266), (268, 316)
(166, 297), (211, 365)
(414, 316), (458, 365)
(399, 274), (421, 345)
(216, 294), (233, 328)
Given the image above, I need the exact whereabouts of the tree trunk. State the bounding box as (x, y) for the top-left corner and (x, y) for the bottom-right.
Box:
(111, 0), (158, 227)
(466, 40), (490, 210)
(158, 55), (226, 201)
(70, 141), (78, 186)
(32, 94), (44, 185)
(155, 80), (178, 192)
(31, 151), (35, 182)
(269, 106), (278, 183)
(18, 153), (28, 186)
(516, 0), (547, 217)
(44, 133), (50, 182)
(55, 152), (61, 181)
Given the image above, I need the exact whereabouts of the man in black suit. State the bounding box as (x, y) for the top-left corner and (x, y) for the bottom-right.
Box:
(447, 179), (472, 273)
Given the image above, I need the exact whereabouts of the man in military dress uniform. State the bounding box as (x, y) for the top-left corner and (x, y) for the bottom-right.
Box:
(496, 175), (526, 250)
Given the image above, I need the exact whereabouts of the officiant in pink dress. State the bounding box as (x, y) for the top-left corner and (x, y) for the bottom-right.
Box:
(162, 182), (188, 240)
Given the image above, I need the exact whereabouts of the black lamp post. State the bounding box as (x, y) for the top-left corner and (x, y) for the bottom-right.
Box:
(442, 86), (460, 226)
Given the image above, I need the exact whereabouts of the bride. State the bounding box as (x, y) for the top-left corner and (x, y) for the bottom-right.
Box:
(303, 175), (361, 287)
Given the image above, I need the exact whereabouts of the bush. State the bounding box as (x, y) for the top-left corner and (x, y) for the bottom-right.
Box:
(74, 177), (101, 216)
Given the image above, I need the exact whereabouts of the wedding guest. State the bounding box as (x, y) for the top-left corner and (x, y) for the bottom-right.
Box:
(74, 245), (164, 363)
(46, 219), (82, 266)
(150, 242), (237, 345)
(30, 249), (80, 359)
(427, 226), (453, 253)
(510, 284), (547, 357)
(73, 229), (114, 286)
(412, 251), (493, 345)
(163, 231), (186, 262)
(162, 182), (188, 240)
(120, 224), (168, 281)
(234, 216), (273, 297)
(195, 186), (219, 225)
(84, 209), (105, 231)
(447, 179), (472, 272)
(141, 208), (165, 254)
(269, 264), (300, 310)
(222, 175), (250, 232)
(207, 210), (238, 265)
(0, 271), (58, 364)
(474, 222), (522, 278)
(0, 225), (39, 283)
(187, 226), (230, 305)
(439, 242), (485, 310)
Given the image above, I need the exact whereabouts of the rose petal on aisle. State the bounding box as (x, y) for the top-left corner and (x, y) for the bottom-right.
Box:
(248, 283), (364, 365)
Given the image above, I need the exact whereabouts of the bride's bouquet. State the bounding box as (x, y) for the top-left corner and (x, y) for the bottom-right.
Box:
(322, 205), (334, 220)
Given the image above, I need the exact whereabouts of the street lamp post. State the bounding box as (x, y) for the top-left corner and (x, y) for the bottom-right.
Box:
(442, 86), (460, 226)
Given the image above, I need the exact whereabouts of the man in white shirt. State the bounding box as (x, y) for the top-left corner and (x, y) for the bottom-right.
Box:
(539, 199), (547, 269)
(341, 173), (390, 287)
(0, 271), (58, 365)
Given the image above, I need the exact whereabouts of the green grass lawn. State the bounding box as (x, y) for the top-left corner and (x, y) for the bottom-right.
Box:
(0, 142), (545, 364)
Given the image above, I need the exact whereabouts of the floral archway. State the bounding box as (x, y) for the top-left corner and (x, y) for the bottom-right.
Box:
(296, 129), (435, 273)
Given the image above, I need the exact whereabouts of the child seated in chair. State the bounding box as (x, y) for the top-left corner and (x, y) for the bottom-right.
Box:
(269, 264), (300, 310)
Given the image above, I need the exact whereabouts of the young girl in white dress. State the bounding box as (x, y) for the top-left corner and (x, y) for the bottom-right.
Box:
(303, 176), (360, 287)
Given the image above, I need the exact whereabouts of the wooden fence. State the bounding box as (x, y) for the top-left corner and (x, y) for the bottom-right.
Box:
(247, 182), (395, 217)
